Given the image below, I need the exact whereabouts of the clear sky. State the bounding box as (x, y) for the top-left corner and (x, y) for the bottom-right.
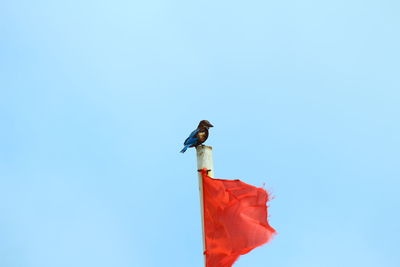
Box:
(1, 1), (399, 266)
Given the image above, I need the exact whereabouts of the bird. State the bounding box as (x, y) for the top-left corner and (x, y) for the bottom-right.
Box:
(180, 120), (214, 153)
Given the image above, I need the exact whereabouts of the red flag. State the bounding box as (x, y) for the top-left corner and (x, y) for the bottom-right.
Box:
(200, 169), (276, 267)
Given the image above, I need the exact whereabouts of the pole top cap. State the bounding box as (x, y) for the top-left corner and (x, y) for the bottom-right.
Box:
(196, 145), (213, 150)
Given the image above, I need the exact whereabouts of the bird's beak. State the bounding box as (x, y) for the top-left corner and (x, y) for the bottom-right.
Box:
(208, 123), (214, 127)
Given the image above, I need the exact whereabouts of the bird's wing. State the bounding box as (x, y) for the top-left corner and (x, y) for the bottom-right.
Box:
(184, 129), (199, 146)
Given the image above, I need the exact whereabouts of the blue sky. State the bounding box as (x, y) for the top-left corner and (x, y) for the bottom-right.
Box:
(1, 1), (399, 266)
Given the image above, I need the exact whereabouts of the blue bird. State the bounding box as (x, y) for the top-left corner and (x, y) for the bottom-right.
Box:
(180, 120), (214, 153)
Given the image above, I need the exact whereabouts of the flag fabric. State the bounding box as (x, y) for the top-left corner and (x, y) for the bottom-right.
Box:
(200, 168), (276, 267)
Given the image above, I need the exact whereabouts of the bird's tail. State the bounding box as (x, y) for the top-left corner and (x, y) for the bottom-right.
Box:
(180, 145), (189, 153)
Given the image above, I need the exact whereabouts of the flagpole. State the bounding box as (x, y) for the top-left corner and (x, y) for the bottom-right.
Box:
(196, 145), (214, 267)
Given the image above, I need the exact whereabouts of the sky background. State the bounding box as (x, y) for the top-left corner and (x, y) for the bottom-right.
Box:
(1, 0), (399, 266)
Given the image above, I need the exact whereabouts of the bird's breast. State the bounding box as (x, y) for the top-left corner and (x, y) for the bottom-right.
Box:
(197, 130), (208, 143)
(198, 132), (206, 139)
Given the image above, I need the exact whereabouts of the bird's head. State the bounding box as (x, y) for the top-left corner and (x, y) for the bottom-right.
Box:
(198, 120), (214, 129)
